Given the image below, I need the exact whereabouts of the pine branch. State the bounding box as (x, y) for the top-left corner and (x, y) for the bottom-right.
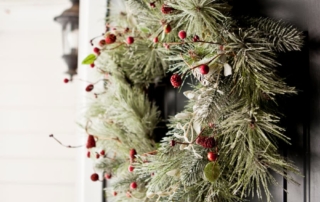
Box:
(247, 17), (304, 52)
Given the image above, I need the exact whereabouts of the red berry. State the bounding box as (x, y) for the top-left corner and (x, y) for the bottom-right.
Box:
(193, 35), (200, 42)
(63, 78), (69, 83)
(178, 30), (187, 40)
(150, 2), (156, 8)
(90, 63), (95, 68)
(99, 39), (106, 47)
(105, 173), (112, 179)
(85, 84), (94, 92)
(129, 149), (137, 159)
(87, 151), (91, 158)
(153, 37), (159, 43)
(128, 165), (134, 172)
(86, 135), (96, 149)
(199, 64), (209, 75)
(196, 136), (216, 148)
(91, 173), (99, 181)
(127, 36), (134, 44)
(96, 153), (100, 159)
(170, 74), (182, 88)
(93, 47), (100, 54)
(170, 140), (176, 147)
(207, 151), (218, 162)
(164, 24), (172, 34)
(100, 150), (105, 155)
(130, 182), (137, 189)
(161, 4), (173, 14)
(163, 43), (170, 49)
(105, 33), (117, 44)
(113, 191), (117, 196)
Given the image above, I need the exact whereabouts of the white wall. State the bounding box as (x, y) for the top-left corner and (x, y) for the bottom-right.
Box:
(0, 1), (79, 202)
(77, 0), (107, 202)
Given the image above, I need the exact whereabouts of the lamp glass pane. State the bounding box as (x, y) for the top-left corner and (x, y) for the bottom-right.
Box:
(62, 21), (78, 55)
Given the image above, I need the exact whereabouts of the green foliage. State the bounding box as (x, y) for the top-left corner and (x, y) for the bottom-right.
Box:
(82, 54), (96, 64)
(167, 0), (231, 39)
(245, 17), (304, 52)
(82, 0), (304, 201)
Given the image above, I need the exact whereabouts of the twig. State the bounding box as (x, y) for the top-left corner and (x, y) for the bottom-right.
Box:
(49, 134), (83, 148)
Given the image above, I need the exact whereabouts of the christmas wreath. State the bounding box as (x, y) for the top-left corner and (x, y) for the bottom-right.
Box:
(73, 0), (304, 201)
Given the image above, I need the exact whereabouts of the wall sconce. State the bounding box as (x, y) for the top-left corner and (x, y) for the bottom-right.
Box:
(54, 0), (79, 81)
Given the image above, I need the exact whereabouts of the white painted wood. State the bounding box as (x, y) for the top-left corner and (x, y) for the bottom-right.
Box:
(0, 159), (76, 184)
(0, 108), (76, 133)
(0, 1), (79, 202)
(0, 134), (78, 158)
(75, 0), (107, 202)
(0, 83), (77, 107)
(0, 184), (75, 202)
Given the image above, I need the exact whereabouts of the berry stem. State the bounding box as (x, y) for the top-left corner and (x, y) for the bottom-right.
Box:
(165, 40), (224, 47)
(49, 134), (83, 148)
(97, 136), (122, 143)
(90, 33), (105, 46)
(141, 150), (157, 156)
(173, 126), (208, 146)
(102, 42), (125, 50)
(191, 127), (208, 144)
(175, 141), (189, 145)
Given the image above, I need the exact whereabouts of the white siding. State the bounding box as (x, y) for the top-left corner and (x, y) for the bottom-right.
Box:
(0, 1), (78, 202)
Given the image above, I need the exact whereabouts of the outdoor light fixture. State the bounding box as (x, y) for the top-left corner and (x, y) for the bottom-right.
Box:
(54, 0), (79, 81)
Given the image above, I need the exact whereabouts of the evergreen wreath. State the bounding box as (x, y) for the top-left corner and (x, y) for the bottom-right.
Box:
(78, 0), (303, 201)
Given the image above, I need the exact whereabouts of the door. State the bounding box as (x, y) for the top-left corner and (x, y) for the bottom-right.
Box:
(232, 1), (320, 201)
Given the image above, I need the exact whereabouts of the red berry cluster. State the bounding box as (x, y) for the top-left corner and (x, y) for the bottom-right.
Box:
(196, 136), (216, 148)
(170, 74), (182, 88)
(128, 149), (136, 173)
(161, 4), (174, 14)
(86, 135), (96, 149)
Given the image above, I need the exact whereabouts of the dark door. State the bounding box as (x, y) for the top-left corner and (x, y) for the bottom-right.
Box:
(232, 1), (320, 201)
(151, 1), (320, 201)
